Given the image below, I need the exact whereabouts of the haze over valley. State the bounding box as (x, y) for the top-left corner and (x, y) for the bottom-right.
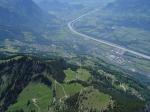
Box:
(0, 0), (150, 112)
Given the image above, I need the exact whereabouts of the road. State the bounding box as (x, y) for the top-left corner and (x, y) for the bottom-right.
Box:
(68, 10), (150, 60)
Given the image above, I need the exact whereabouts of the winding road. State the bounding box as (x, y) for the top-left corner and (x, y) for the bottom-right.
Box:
(68, 9), (150, 60)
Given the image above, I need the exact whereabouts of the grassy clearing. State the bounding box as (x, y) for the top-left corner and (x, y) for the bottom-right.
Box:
(55, 80), (83, 99)
(7, 83), (53, 112)
(63, 83), (83, 96)
(64, 68), (76, 83)
(55, 82), (66, 99)
(78, 87), (112, 111)
(77, 68), (91, 81)
(64, 68), (91, 83)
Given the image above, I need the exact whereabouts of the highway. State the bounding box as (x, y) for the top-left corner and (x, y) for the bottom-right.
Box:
(68, 10), (150, 60)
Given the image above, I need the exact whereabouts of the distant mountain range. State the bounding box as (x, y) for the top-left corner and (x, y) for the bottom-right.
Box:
(33, 0), (84, 20)
(106, 0), (150, 13)
(36, 0), (83, 12)
(0, 0), (58, 29)
(105, 0), (150, 31)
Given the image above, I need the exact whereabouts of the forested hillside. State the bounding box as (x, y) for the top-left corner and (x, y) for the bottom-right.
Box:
(0, 55), (150, 112)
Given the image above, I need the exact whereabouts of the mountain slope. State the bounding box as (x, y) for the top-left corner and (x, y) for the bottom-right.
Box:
(0, 56), (67, 111)
(33, 0), (84, 21)
(0, 0), (57, 28)
(0, 55), (150, 112)
(0, 0), (63, 55)
(34, 0), (113, 21)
